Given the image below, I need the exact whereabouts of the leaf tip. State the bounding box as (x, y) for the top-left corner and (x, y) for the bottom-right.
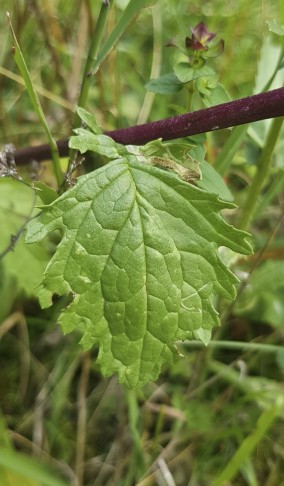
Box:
(193, 328), (212, 346)
(38, 286), (53, 308)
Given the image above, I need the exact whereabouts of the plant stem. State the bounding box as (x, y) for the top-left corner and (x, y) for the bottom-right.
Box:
(125, 389), (145, 483)
(68, 0), (113, 173)
(72, 0), (151, 129)
(107, 88), (284, 145)
(238, 116), (283, 231)
(13, 88), (284, 165)
(75, 352), (90, 486)
(75, 0), (113, 124)
(181, 340), (284, 355)
(91, 0), (154, 76)
(136, 4), (162, 125)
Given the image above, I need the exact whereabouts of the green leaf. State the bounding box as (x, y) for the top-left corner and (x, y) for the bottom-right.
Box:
(145, 73), (183, 94)
(34, 181), (59, 205)
(0, 178), (50, 297)
(25, 134), (252, 388)
(254, 35), (282, 93)
(70, 129), (121, 158)
(196, 75), (219, 97)
(201, 83), (231, 107)
(197, 160), (234, 202)
(235, 259), (284, 327)
(76, 107), (101, 134)
(266, 19), (284, 36)
(174, 63), (215, 84)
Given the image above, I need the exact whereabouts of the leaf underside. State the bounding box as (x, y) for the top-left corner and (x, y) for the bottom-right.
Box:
(25, 148), (251, 388)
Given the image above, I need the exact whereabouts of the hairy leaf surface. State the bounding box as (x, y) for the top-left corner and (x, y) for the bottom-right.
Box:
(25, 135), (252, 387)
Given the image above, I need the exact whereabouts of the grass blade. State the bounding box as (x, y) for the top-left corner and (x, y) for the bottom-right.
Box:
(76, 0), (114, 114)
(0, 448), (70, 486)
(92, 0), (157, 75)
(213, 398), (283, 485)
(0, 66), (73, 110)
(214, 125), (248, 176)
(6, 12), (64, 188)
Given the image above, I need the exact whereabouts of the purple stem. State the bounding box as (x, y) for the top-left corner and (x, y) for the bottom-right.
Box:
(13, 88), (284, 165)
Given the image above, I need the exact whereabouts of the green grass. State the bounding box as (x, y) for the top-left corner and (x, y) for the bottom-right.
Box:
(1, 0), (284, 485)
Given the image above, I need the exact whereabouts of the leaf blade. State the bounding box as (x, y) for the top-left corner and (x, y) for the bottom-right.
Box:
(25, 139), (252, 388)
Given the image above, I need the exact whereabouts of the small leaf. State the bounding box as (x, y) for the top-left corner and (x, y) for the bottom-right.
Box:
(70, 130), (121, 158)
(174, 63), (215, 84)
(196, 75), (218, 96)
(201, 83), (231, 107)
(34, 181), (58, 205)
(76, 107), (101, 134)
(146, 73), (183, 94)
(193, 328), (211, 346)
(266, 19), (284, 36)
(25, 134), (252, 388)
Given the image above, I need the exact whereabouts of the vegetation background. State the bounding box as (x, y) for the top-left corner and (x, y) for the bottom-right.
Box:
(1, 0), (284, 485)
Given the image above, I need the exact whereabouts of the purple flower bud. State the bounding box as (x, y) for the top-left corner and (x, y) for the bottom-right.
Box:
(186, 22), (216, 51)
